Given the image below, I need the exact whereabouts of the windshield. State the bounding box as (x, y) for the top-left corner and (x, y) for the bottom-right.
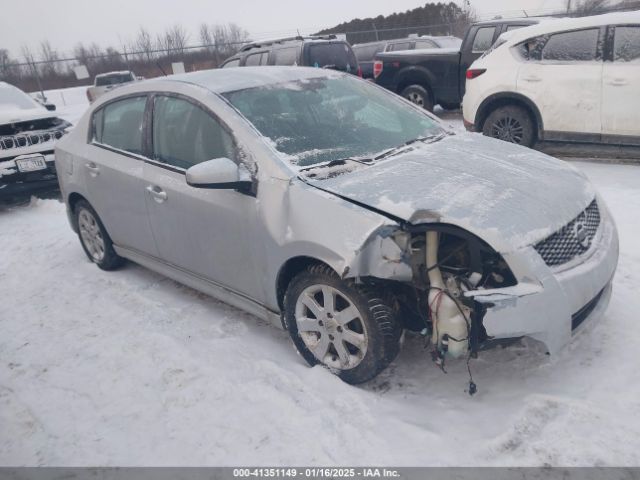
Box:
(96, 73), (134, 86)
(0, 84), (39, 110)
(223, 75), (443, 167)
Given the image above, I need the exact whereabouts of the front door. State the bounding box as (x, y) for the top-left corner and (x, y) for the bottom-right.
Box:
(602, 25), (640, 140)
(143, 94), (262, 301)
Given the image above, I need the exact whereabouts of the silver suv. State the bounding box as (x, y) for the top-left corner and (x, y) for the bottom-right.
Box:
(55, 67), (618, 384)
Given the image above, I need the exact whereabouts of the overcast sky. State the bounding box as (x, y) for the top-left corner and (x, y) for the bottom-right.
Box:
(0, 0), (566, 59)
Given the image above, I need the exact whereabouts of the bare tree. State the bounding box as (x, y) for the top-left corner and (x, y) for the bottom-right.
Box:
(570, 0), (612, 14)
(39, 40), (59, 76)
(134, 27), (156, 61)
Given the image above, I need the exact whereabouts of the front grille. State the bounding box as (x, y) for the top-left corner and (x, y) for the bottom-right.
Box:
(534, 200), (600, 267)
(0, 129), (65, 151)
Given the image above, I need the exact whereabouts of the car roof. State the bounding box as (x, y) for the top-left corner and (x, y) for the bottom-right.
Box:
(135, 66), (342, 95)
(503, 10), (640, 44)
(471, 17), (541, 27)
(95, 70), (133, 78)
(240, 35), (339, 52)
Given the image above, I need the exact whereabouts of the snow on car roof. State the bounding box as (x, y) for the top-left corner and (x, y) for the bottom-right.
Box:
(503, 10), (640, 44)
(166, 66), (342, 94)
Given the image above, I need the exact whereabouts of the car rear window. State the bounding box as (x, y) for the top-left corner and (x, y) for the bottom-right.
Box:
(307, 43), (357, 73)
(353, 43), (384, 61)
(95, 73), (134, 86)
(472, 27), (496, 52)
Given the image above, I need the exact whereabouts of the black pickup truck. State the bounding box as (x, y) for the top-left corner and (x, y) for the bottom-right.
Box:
(373, 18), (541, 111)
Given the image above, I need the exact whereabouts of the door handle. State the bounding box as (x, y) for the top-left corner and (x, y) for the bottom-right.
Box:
(607, 78), (628, 86)
(146, 185), (167, 203)
(521, 75), (541, 83)
(85, 162), (100, 177)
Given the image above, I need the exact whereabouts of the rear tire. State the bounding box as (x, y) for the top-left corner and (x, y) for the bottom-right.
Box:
(482, 105), (536, 147)
(284, 264), (402, 384)
(439, 102), (460, 111)
(75, 200), (125, 271)
(400, 85), (434, 112)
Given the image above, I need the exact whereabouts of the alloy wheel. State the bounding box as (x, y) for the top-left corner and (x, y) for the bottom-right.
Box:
(294, 284), (368, 370)
(78, 209), (105, 262)
(491, 115), (524, 144)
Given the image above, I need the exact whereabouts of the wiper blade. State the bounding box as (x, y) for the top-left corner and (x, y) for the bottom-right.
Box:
(299, 156), (372, 173)
(374, 132), (450, 161)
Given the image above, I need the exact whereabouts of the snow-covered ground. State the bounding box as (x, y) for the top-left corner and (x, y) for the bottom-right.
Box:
(1, 159), (639, 466)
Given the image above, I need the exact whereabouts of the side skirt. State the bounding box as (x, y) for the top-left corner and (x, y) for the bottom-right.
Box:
(114, 245), (284, 330)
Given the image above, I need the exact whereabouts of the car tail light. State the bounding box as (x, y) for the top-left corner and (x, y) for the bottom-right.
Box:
(466, 68), (487, 80)
(86, 89), (92, 102)
(357, 66), (363, 78)
(373, 60), (383, 79)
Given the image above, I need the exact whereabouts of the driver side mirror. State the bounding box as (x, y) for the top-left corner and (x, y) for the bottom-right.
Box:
(186, 157), (254, 195)
(45, 103), (56, 111)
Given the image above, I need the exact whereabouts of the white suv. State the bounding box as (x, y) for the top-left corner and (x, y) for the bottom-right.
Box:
(462, 11), (640, 148)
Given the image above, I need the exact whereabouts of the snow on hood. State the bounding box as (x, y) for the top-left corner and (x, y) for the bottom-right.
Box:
(311, 134), (595, 253)
(0, 106), (56, 126)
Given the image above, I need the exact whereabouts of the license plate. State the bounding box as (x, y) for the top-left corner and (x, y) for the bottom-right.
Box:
(15, 156), (47, 173)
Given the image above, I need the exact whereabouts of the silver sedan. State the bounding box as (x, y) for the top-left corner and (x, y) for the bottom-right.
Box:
(55, 67), (618, 385)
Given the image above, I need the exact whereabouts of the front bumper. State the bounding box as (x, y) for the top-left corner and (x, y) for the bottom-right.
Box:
(469, 198), (619, 355)
(0, 152), (59, 202)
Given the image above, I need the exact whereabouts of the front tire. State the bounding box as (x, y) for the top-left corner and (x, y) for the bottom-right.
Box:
(482, 105), (536, 147)
(400, 85), (434, 112)
(75, 200), (124, 271)
(284, 264), (402, 384)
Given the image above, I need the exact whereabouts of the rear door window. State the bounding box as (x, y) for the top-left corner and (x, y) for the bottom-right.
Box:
(273, 47), (299, 65)
(93, 96), (146, 155)
(307, 43), (357, 73)
(542, 28), (600, 61)
(472, 27), (496, 52)
(152, 95), (234, 170)
(614, 26), (640, 62)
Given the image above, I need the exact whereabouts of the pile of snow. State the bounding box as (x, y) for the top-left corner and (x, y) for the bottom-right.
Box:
(1, 162), (639, 466)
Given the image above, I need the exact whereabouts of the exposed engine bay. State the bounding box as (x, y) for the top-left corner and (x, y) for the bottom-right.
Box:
(353, 225), (519, 394)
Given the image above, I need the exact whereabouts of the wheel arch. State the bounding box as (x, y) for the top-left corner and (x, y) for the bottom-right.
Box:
(67, 192), (89, 231)
(475, 93), (544, 140)
(275, 256), (338, 312)
(395, 67), (435, 97)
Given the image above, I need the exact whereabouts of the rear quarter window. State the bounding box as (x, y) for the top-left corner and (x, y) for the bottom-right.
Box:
(95, 73), (134, 86)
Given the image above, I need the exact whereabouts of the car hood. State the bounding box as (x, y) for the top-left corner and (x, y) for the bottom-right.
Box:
(309, 134), (596, 253)
(0, 106), (55, 125)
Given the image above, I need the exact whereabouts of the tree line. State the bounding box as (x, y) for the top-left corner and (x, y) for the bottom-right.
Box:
(0, 23), (249, 93)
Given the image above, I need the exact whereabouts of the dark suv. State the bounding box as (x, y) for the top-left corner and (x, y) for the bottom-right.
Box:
(220, 35), (360, 75)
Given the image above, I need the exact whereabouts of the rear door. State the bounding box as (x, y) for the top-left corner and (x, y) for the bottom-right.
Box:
(601, 25), (640, 140)
(84, 95), (158, 256)
(142, 93), (262, 300)
(517, 27), (604, 138)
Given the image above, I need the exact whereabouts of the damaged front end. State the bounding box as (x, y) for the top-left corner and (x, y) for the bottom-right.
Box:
(345, 223), (521, 392)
